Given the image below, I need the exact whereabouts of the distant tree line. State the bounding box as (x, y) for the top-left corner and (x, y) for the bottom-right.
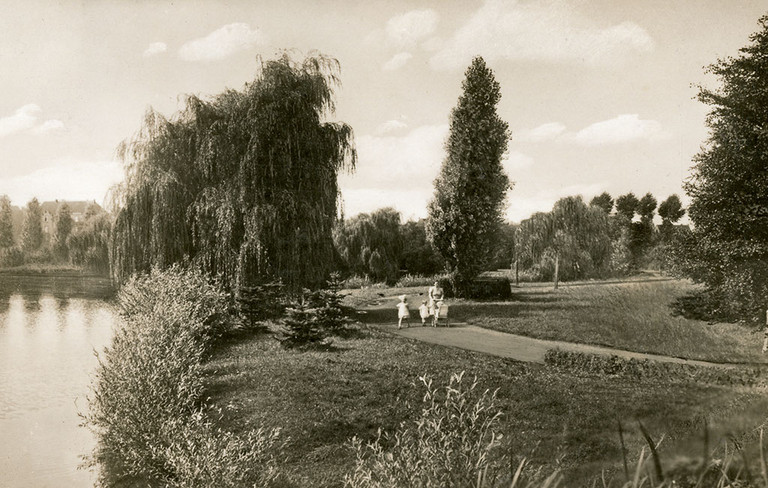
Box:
(514, 192), (686, 282)
(0, 196), (110, 272)
(333, 191), (685, 286)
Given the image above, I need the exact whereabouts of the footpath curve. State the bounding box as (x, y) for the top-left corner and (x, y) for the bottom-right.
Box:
(380, 322), (757, 369)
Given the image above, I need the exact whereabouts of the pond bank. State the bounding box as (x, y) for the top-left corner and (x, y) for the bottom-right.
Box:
(0, 264), (107, 278)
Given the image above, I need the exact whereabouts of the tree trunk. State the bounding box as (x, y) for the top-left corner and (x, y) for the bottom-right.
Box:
(514, 260), (519, 287)
(554, 255), (559, 290)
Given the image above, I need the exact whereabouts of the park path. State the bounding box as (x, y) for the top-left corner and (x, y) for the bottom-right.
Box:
(383, 322), (753, 369)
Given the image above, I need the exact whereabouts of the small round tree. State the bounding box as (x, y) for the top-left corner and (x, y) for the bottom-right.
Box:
(658, 194), (685, 241)
(426, 56), (511, 296)
(589, 192), (614, 215)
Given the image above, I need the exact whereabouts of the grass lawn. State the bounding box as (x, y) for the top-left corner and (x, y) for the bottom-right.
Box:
(449, 278), (768, 364)
(203, 326), (768, 487)
(342, 277), (766, 363)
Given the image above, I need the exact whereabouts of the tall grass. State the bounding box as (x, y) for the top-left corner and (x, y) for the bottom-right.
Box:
(83, 265), (283, 487)
(344, 371), (549, 488)
(344, 372), (768, 487)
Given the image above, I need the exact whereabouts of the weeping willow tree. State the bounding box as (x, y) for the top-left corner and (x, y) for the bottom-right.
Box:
(333, 207), (402, 283)
(515, 196), (612, 282)
(111, 53), (356, 290)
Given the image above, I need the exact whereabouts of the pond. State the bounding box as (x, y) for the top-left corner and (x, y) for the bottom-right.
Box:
(0, 274), (116, 487)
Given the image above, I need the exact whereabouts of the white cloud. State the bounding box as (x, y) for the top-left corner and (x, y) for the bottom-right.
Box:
(0, 160), (123, 205)
(383, 52), (413, 71)
(0, 104), (41, 138)
(421, 36), (444, 52)
(143, 42), (167, 57)
(570, 114), (667, 145)
(503, 151), (534, 172)
(516, 122), (566, 143)
(386, 9), (439, 48)
(338, 124), (448, 218)
(33, 119), (64, 134)
(376, 119), (409, 135)
(179, 23), (266, 62)
(516, 116), (667, 146)
(430, 0), (653, 70)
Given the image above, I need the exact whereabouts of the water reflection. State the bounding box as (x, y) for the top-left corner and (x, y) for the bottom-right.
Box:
(0, 275), (116, 488)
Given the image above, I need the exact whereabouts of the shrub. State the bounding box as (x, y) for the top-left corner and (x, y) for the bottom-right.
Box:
(440, 275), (512, 300)
(344, 372), (512, 488)
(84, 265), (282, 486)
(544, 349), (764, 387)
(395, 274), (443, 288)
(26, 245), (54, 265)
(0, 245), (24, 267)
(469, 276), (512, 300)
(342, 275), (376, 289)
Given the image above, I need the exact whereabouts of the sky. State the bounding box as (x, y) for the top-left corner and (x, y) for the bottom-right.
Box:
(0, 0), (765, 222)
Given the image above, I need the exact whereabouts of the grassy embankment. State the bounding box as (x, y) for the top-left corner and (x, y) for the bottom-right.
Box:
(203, 277), (768, 486)
(452, 278), (767, 364)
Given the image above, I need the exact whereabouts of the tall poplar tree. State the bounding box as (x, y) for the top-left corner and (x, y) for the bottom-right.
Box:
(682, 15), (768, 318)
(22, 198), (43, 252)
(426, 56), (511, 295)
(54, 203), (73, 259)
(0, 196), (13, 249)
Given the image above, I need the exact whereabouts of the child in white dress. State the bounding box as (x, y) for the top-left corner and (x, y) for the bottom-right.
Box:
(419, 300), (430, 326)
(397, 295), (410, 329)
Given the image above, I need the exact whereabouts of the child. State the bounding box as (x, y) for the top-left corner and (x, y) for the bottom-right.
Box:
(419, 300), (430, 326)
(396, 295), (411, 329)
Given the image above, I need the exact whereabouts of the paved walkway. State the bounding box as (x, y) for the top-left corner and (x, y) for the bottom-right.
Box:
(385, 322), (754, 369)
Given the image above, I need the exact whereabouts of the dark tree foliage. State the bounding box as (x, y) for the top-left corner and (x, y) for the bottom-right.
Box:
(399, 219), (443, 276)
(333, 208), (402, 283)
(658, 194), (686, 224)
(236, 281), (286, 329)
(54, 203), (73, 259)
(426, 56), (511, 295)
(0, 196), (13, 249)
(515, 196), (612, 281)
(279, 293), (326, 348)
(636, 193), (657, 221)
(632, 192), (658, 256)
(22, 198), (43, 252)
(658, 194), (686, 241)
(307, 272), (353, 334)
(68, 208), (111, 274)
(615, 193), (639, 222)
(589, 192), (614, 215)
(111, 53), (355, 291)
(682, 16), (768, 319)
(490, 222), (517, 270)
